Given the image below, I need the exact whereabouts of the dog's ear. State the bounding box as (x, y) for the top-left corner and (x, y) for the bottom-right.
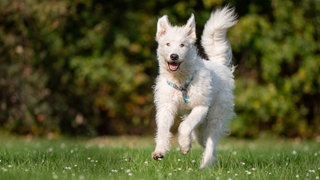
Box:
(156, 15), (170, 42)
(185, 14), (196, 43)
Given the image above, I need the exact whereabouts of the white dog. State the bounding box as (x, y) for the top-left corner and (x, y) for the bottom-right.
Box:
(152, 6), (237, 169)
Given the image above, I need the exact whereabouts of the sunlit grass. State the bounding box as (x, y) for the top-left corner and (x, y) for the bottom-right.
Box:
(0, 135), (319, 179)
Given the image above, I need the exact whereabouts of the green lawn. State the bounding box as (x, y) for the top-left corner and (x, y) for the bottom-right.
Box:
(0, 135), (319, 180)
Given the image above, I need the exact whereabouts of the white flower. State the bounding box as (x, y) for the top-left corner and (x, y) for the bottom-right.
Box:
(292, 150), (297, 155)
(2, 168), (8, 172)
(308, 169), (315, 173)
(52, 172), (58, 179)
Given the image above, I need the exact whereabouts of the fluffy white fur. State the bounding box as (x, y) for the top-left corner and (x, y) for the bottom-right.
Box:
(152, 7), (237, 169)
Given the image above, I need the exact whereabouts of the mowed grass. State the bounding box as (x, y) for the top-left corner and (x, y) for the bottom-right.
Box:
(0, 135), (319, 180)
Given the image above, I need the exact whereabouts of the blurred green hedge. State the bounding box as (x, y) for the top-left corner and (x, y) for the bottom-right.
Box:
(0, 0), (319, 138)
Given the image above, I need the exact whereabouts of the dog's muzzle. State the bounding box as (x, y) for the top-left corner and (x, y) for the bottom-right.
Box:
(168, 54), (181, 71)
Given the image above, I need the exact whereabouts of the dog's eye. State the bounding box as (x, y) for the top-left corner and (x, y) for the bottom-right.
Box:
(166, 43), (170, 46)
(180, 44), (185, 47)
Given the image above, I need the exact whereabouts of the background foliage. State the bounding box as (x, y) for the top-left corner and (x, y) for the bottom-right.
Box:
(0, 0), (319, 138)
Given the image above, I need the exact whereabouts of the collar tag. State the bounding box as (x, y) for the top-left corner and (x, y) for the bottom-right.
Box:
(167, 75), (194, 103)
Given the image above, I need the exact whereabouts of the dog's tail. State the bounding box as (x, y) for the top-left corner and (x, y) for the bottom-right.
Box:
(201, 6), (237, 66)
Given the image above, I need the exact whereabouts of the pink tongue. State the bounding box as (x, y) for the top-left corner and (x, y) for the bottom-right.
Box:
(169, 63), (179, 71)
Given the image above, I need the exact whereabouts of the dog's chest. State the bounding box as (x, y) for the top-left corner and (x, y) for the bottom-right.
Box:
(176, 81), (215, 109)
(155, 70), (217, 108)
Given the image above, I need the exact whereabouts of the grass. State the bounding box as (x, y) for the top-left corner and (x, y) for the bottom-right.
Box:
(0, 135), (319, 180)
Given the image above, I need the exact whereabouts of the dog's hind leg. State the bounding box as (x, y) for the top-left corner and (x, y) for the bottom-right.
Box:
(199, 119), (221, 169)
(178, 106), (208, 154)
(200, 100), (233, 168)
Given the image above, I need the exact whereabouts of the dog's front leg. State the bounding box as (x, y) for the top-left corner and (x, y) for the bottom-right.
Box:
(178, 106), (208, 154)
(152, 103), (176, 160)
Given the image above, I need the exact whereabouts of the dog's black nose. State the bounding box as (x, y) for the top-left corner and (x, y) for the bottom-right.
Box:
(170, 54), (179, 61)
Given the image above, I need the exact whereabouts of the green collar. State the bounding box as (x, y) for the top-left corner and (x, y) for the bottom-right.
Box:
(167, 74), (194, 103)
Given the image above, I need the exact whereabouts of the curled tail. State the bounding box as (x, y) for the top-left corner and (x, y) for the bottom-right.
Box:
(201, 6), (237, 66)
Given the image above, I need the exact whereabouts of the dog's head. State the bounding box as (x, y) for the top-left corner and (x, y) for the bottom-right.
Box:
(156, 14), (196, 72)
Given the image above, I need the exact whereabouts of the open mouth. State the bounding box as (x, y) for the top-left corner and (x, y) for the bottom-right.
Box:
(168, 62), (181, 71)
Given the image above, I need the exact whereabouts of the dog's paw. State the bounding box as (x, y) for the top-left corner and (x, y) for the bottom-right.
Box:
(152, 151), (164, 160)
(200, 156), (216, 169)
(179, 144), (191, 155)
(179, 135), (191, 154)
(178, 134), (192, 154)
